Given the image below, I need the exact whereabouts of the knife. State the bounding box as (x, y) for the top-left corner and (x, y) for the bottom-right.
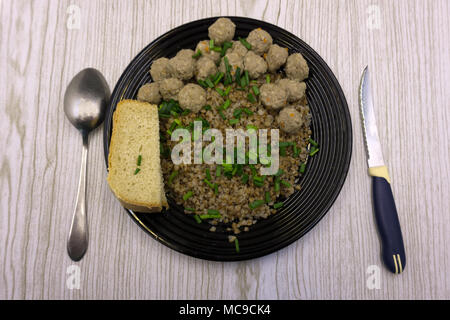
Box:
(359, 66), (406, 274)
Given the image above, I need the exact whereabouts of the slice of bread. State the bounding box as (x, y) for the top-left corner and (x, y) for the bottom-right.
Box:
(107, 99), (168, 212)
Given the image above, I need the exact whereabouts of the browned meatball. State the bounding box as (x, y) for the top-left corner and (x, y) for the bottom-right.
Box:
(247, 28), (273, 55)
(265, 44), (288, 72)
(230, 40), (248, 57)
(219, 52), (243, 76)
(150, 57), (171, 81)
(259, 83), (288, 110)
(178, 84), (206, 113)
(137, 82), (161, 104)
(285, 53), (309, 81)
(208, 18), (236, 45)
(168, 49), (195, 80)
(243, 51), (268, 79)
(277, 79), (306, 102)
(195, 56), (218, 81)
(277, 107), (303, 134)
(159, 78), (184, 101)
(195, 40), (221, 63)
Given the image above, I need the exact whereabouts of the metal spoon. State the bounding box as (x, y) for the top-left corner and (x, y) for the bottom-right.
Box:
(64, 68), (110, 261)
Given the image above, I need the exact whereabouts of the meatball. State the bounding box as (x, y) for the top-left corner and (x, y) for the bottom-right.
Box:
(208, 18), (236, 45)
(150, 57), (171, 81)
(266, 44), (288, 72)
(219, 52), (243, 76)
(277, 107), (304, 134)
(178, 84), (206, 113)
(259, 83), (288, 110)
(195, 40), (221, 63)
(195, 56), (218, 81)
(137, 82), (161, 104)
(168, 50), (195, 80)
(247, 28), (273, 55)
(159, 78), (184, 101)
(230, 40), (248, 57)
(277, 79), (306, 102)
(285, 53), (309, 81)
(243, 51), (267, 79)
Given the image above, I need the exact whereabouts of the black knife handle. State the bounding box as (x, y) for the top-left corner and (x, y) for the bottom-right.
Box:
(372, 176), (406, 274)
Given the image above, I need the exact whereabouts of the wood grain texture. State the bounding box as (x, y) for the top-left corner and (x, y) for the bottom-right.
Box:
(0, 0), (449, 299)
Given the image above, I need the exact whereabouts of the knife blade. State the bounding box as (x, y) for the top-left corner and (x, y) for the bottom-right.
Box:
(359, 66), (406, 274)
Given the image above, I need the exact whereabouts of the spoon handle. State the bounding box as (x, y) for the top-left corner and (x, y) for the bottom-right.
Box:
(67, 134), (89, 261)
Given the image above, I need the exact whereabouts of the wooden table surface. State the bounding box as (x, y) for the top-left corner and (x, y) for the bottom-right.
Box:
(1, 0), (449, 300)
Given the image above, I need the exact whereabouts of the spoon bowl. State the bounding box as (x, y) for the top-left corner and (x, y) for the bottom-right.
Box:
(64, 68), (110, 261)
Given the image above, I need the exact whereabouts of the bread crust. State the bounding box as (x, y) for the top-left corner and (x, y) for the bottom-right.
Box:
(107, 99), (168, 213)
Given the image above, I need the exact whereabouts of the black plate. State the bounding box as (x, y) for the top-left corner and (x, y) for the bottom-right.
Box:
(103, 17), (352, 261)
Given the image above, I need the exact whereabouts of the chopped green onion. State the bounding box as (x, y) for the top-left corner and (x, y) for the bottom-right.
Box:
(134, 168), (140, 175)
(310, 147), (319, 156)
(275, 169), (284, 177)
(207, 209), (220, 215)
(211, 46), (222, 52)
(216, 88), (225, 97)
(222, 99), (231, 110)
(224, 86), (231, 96)
(229, 118), (239, 125)
(293, 144), (300, 157)
(280, 146), (287, 156)
(274, 177), (280, 192)
(246, 124), (258, 131)
(281, 180), (292, 188)
(252, 85), (260, 95)
(199, 214), (221, 219)
(235, 67), (241, 83)
(224, 56), (231, 72)
(279, 141), (294, 148)
(299, 163), (306, 174)
(238, 37), (252, 50)
(192, 49), (202, 59)
(137, 155), (142, 166)
(309, 138), (319, 147)
(249, 200), (265, 210)
(233, 108), (242, 118)
(209, 39), (214, 49)
(204, 178), (215, 189)
(247, 92), (256, 103)
(221, 41), (233, 56)
(214, 72), (224, 85)
(203, 104), (212, 111)
(235, 238), (240, 253)
(205, 78), (214, 88)
(185, 207), (195, 212)
(197, 79), (207, 88)
(216, 166), (221, 177)
(265, 191), (271, 203)
(242, 107), (253, 115)
(181, 109), (191, 116)
(266, 74), (271, 83)
(183, 191), (194, 201)
(168, 171), (179, 184)
(241, 173), (249, 184)
(206, 168), (212, 181)
(273, 202), (284, 209)
(194, 215), (202, 223)
(249, 164), (257, 176)
(218, 109), (227, 120)
(244, 70), (250, 86)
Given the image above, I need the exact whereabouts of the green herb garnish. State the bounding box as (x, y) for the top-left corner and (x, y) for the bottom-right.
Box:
(238, 37), (252, 50)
